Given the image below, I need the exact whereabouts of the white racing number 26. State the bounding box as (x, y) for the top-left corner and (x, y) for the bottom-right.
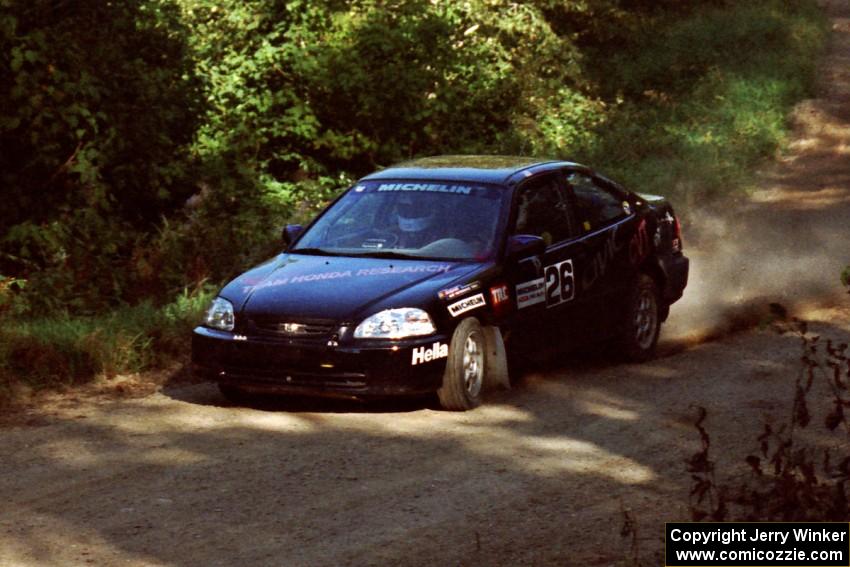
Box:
(544, 259), (575, 308)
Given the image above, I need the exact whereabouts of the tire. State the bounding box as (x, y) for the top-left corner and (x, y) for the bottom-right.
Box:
(618, 273), (661, 362)
(506, 346), (533, 387)
(437, 317), (486, 411)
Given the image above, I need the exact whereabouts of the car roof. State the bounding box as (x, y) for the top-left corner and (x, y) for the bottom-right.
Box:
(360, 155), (585, 185)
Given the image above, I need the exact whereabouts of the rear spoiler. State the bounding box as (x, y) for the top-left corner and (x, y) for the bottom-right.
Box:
(637, 192), (668, 206)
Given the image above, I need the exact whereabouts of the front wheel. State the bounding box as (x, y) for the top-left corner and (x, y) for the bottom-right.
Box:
(437, 317), (486, 411)
(618, 273), (661, 362)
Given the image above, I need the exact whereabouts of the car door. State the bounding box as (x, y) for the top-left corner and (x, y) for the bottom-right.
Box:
(507, 173), (591, 352)
(562, 170), (639, 340)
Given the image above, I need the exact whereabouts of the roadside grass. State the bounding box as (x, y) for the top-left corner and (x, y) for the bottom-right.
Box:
(0, 288), (213, 405)
(581, 0), (828, 207)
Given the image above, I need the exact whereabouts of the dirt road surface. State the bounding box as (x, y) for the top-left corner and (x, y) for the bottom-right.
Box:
(2, 3), (849, 566)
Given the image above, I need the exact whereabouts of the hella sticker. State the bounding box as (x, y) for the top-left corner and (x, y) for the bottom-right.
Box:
(448, 293), (485, 317)
(412, 342), (449, 365)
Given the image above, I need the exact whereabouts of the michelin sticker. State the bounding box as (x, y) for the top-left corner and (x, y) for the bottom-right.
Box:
(377, 183), (473, 195)
(412, 342), (448, 365)
(447, 293), (485, 317)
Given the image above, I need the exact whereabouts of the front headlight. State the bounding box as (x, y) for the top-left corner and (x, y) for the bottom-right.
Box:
(204, 297), (235, 331)
(354, 308), (436, 339)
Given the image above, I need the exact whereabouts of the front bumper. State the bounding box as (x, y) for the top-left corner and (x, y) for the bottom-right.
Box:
(192, 327), (450, 398)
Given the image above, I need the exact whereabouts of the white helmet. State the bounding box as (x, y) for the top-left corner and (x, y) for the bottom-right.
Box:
(396, 194), (436, 233)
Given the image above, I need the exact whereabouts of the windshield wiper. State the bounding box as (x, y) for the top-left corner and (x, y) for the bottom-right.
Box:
(288, 247), (339, 257)
(349, 250), (423, 260)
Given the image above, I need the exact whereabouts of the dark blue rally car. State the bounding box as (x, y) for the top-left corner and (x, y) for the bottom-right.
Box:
(193, 156), (689, 410)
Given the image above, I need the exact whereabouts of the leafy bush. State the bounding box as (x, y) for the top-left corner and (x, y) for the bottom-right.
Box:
(688, 321), (850, 521)
(0, 0), (827, 316)
(0, 0), (203, 313)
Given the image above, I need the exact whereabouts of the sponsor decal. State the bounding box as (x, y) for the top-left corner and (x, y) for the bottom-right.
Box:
(411, 342), (449, 365)
(353, 265), (451, 277)
(438, 281), (481, 300)
(517, 259), (576, 309)
(629, 219), (650, 265)
(544, 259), (575, 308)
(516, 278), (545, 309)
(361, 238), (388, 249)
(448, 293), (485, 317)
(243, 264), (452, 293)
(582, 224), (624, 289)
(377, 183), (473, 195)
(490, 284), (509, 305)
(236, 276), (264, 288)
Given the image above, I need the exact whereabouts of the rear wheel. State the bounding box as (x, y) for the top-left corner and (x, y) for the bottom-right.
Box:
(618, 273), (661, 362)
(437, 318), (485, 411)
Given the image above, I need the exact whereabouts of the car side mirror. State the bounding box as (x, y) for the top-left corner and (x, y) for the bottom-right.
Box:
(281, 224), (303, 249)
(506, 234), (545, 261)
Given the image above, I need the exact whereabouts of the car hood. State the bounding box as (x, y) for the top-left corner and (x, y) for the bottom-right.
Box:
(220, 253), (482, 321)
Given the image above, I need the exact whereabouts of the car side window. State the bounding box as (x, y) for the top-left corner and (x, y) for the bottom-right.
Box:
(514, 175), (577, 246)
(566, 172), (627, 231)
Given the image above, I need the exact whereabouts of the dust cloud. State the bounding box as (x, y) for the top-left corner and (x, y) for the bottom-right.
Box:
(663, 205), (848, 345)
(660, 11), (850, 346)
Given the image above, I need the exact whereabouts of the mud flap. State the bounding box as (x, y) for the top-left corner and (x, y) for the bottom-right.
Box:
(483, 326), (510, 390)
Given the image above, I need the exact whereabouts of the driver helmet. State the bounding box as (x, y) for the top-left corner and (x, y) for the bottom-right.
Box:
(396, 193), (437, 233)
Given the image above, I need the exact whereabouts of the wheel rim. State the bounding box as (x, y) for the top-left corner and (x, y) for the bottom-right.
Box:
(462, 331), (484, 398)
(634, 288), (658, 350)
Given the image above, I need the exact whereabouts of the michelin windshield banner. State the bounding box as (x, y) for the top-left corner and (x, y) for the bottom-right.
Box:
(665, 522), (849, 566)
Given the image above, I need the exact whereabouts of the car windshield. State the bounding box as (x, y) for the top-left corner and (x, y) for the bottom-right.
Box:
(292, 181), (509, 261)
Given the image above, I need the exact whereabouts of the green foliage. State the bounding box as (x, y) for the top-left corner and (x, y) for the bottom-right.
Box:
(0, 274), (25, 318)
(0, 0), (826, 318)
(578, 0), (828, 203)
(0, 0), (203, 312)
(841, 266), (850, 291)
(182, 0), (598, 171)
(0, 287), (213, 399)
